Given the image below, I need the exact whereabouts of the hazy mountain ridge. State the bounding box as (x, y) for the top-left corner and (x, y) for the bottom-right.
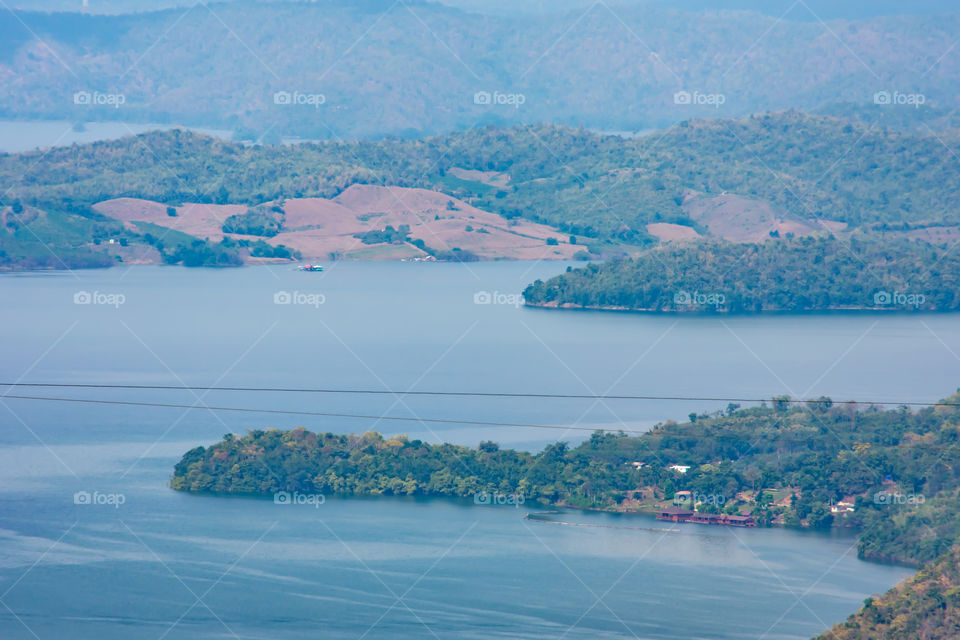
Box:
(2, 1), (959, 137)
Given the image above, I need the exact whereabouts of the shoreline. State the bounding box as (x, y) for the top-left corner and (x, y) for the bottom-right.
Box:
(523, 301), (949, 316)
(176, 486), (905, 560)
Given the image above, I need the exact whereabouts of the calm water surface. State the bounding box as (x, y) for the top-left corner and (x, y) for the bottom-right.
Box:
(2, 261), (950, 639)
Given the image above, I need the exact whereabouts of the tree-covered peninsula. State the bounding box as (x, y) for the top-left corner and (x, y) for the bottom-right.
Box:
(173, 393), (960, 636)
(523, 235), (960, 313)
(173, 392), (960, 567)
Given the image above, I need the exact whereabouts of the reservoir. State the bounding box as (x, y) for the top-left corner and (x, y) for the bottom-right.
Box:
(1, 261), (945, 638)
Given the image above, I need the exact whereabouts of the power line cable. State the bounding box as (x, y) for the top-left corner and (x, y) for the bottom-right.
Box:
(1, 392), (955, 447)
(0, 382), (954, 408)
(0, 393), (617, 432)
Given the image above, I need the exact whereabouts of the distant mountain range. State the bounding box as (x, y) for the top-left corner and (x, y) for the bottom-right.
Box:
(1, 1), (958, 138)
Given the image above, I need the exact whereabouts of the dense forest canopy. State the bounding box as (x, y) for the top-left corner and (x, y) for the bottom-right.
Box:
(522, 235), (960, 313)
(173, 391), (960, 567)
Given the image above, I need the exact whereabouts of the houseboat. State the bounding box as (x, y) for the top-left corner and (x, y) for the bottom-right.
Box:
(656, 507), (755, 527)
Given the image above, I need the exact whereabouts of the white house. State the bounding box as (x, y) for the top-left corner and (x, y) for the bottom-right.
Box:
(830, 500), (855, 514)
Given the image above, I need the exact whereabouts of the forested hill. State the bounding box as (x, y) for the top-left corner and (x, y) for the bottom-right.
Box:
(8, 112), (960, 234)
(2, 2), (959, 137)
(4, 111), (960, 266)
(173, 392), (960, 567)
(815, 547), (960, 640)
(522, 236), (960, 313)
(173, 394), (960, 636)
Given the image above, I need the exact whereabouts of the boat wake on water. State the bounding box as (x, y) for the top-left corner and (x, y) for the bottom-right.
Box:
(525, 512), (680, 534)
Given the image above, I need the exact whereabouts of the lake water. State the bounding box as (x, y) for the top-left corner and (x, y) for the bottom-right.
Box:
(3, 260), (950, 639)
(0, 120), (233, 154)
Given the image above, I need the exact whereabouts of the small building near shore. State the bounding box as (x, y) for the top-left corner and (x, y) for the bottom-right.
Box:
(657, 507), (694, 522)
(830, 500), (856, 514)
(656, 507), (755, 527)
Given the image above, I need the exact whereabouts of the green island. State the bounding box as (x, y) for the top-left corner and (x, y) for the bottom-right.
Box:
(173, 392), (960, 635)
(522, 235), (960, 313)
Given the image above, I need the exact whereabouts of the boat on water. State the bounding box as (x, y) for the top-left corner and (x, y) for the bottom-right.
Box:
(656, 507), (755, 527)
(297, 264), (324, 272)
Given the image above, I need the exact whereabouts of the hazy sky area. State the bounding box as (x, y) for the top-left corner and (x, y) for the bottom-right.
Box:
(9, 0), (960, 19)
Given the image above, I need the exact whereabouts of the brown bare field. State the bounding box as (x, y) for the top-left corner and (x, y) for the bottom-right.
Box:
(646, 222), (700, 242)
(94, 198), (246, 242)
(94, 185), (579, 261)
(681, 193), (844, 242)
